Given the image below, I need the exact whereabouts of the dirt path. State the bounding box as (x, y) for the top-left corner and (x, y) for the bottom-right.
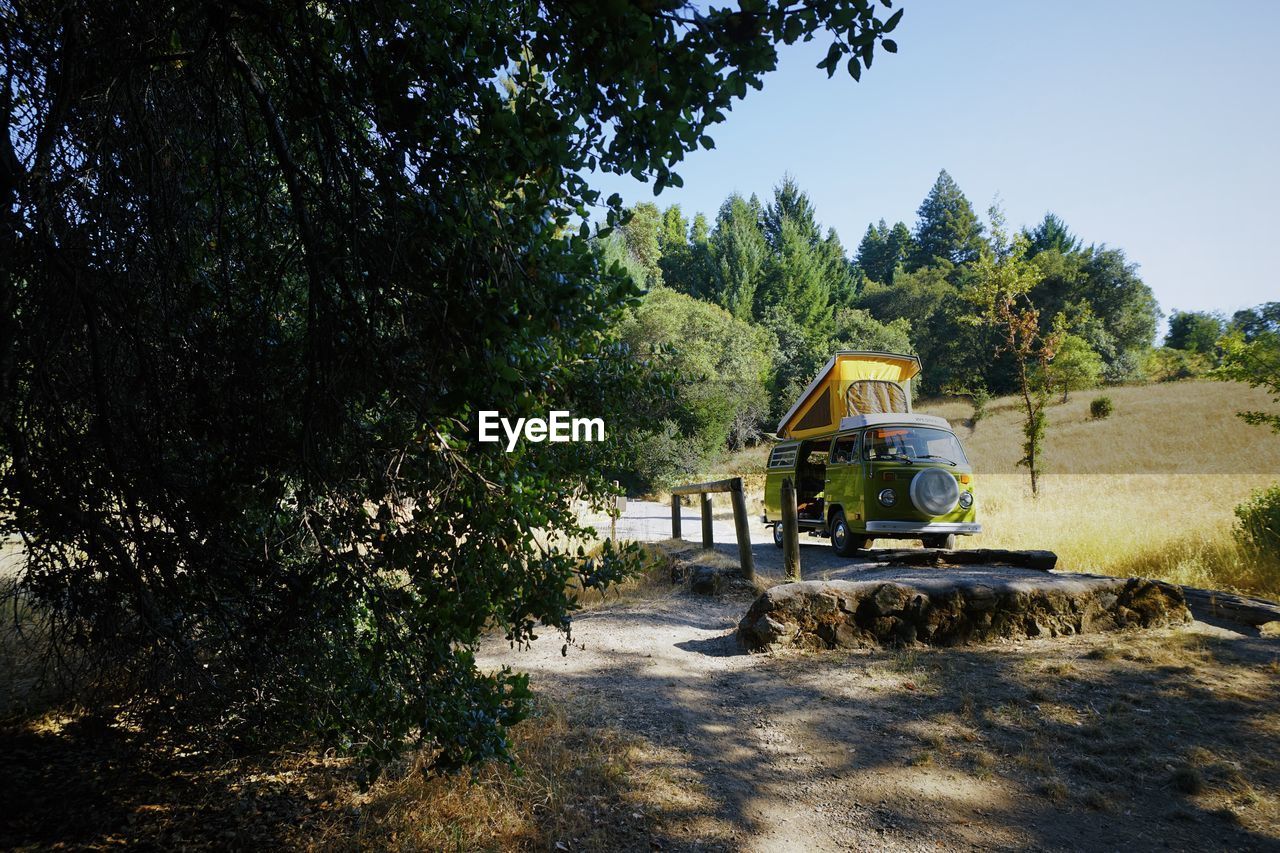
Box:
(480, 551), (1280, 851)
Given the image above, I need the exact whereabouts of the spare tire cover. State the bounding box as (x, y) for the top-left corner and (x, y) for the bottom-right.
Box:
(909, 468), (959, 516)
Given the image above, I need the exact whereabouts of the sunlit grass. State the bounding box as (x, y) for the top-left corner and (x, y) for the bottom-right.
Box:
(921, 381), (1280, 597)
(919, 379), (1280, 475)
(965, 473), (1280, 597)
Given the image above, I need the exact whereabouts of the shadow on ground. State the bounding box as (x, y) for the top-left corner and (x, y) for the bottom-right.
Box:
(0, 714), (337, 849)
(499, 584), (1280, 852)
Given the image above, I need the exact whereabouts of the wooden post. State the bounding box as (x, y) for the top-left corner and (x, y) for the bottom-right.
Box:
(781, 477), (801, 581)
(670, 494), (682, 540)
(610, 480), (619, 544)
(700, 492), (714, 550)
(729, 477), (755, 582)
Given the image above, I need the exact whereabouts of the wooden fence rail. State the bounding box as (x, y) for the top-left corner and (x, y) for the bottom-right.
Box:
(669, 476), (755, 582)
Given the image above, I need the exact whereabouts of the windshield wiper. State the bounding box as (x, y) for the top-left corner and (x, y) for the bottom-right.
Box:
(909, 454), (957, 466)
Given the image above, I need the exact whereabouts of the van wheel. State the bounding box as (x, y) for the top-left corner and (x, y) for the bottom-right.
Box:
(924, 533), (957, 550)
(772, 523), (784, 548)
(830, 512), (860, 557)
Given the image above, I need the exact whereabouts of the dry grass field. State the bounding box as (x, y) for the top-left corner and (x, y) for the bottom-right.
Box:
(919, 380), (1280, 598)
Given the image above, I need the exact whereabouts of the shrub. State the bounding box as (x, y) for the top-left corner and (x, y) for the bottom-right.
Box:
(1090, 396), (1114, 419)
(1144, 347), (1213, 383)
(970, 386), (992, 426)
(1102, 350), (1145, 385)
(1235, 484), (1280, 553)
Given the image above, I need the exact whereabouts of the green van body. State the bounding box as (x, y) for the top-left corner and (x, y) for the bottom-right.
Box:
(763, 413), (979, 553)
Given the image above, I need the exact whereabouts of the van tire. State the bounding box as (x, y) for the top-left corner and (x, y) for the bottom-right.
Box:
(772, 523), (784, 548)
(830, 511), (860, 557)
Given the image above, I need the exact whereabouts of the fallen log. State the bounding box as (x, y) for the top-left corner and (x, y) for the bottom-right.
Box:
(870, 548), (1058, 572)
(1181, 586), (1280, 628)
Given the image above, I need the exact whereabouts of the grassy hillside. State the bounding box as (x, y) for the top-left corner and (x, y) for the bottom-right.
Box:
(917, 380), (1280, 475)
(922, 381), (1280, 597)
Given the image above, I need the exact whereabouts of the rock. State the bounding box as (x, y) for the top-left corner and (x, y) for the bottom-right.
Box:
(689, 565), (722, 595)
(737, 571), (1191, 652)
(871, 583), (910, 616)
(667, 553), (749, 596)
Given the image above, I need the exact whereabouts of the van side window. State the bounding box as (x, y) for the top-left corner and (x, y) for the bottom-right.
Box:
(768, 445), (798, 469)
(830, 434), (858, 465)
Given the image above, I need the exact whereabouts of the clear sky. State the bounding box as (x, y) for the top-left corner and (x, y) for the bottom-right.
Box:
(591, 0), (1279, 320)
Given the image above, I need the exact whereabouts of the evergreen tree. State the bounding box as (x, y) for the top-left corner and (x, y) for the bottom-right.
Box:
(621, 202), (664, 289)
(856, 218), (913, 283)
(856, 220), (890, 282)
(821, 228), (859, 308)
(691, 212), (711, 246)
(763, 175), (820, 250)
(660, 204), (689, 251)
(755, 177), (852, 327)
(885, 221), (914, 278)
(909, 169), (985, 270)
(684, 213), (714, 298)
(1024, 212), (1082, 256)
(758, 216), (834, 330)
(708, 194), (768, 320)
(657, 204), (701, 296)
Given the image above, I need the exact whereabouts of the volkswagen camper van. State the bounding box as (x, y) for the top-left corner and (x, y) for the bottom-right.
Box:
(763, 352), (979, 555)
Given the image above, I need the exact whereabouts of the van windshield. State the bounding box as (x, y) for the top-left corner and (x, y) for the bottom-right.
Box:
(864, 427), (969, 466)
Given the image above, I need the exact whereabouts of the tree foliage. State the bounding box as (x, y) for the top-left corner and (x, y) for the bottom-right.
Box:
(0, 0), (905, 770)
(856, 218), (913, 284)
(909, 169), (985, 270)
(1231, 302), (1280, 342)
(1165, 310), (1226, 356)
(708, 194), (767, 320)
(965, 209), (1058, 495)
(1050, 326), (1105, 403)
(619, 287), (776, 484)
(617, 170), (1160, 404)
(1024, 212), (1082, 257)
(622, 202), (666, 289)
(1216, 330), (1280, 434)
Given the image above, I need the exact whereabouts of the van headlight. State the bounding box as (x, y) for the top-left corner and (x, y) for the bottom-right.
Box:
(959, 491), (973, 509)
(878, 488), (896, 507)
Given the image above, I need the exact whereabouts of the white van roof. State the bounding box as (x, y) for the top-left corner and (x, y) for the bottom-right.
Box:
(838, 413), (952, 431)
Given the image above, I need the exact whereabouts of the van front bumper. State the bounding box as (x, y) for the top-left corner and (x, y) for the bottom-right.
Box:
(865, 521), (982, 535)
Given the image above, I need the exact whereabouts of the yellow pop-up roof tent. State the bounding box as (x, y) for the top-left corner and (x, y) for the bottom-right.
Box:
(777, 351), (922, 440)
